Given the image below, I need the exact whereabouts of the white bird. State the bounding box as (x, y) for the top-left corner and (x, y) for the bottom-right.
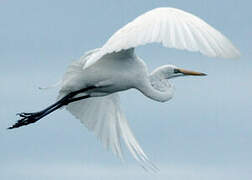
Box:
(9, 7), (240, 171)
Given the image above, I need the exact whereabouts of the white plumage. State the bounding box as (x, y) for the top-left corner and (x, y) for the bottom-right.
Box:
(66, 93), (156, 170)
(60, 50), (159, 171)
(84, 7), (240, 69)
(10, 7), (240, 171)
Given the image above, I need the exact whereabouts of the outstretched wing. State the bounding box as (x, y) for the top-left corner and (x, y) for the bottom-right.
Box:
(84, 7), (240, 69)
(66, 93), (157, 171)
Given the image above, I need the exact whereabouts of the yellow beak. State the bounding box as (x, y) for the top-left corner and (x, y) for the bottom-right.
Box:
(176, 68), (207, 76)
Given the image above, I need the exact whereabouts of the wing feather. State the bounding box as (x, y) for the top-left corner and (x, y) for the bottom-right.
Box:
(84, 7), (240, 69)
(66, 93), (157, 171)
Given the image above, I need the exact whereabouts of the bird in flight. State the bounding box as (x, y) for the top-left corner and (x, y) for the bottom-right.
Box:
(9, 7), (240, 171)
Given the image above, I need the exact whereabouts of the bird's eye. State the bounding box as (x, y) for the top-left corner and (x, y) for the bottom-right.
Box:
(174, 69), (181, 74)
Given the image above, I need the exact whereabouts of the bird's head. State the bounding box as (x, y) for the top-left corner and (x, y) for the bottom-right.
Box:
(143, 65), (207, 102)
(151, 65), (207, 79)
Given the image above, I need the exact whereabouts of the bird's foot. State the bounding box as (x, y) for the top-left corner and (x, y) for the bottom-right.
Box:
(8, 112), (43, 129)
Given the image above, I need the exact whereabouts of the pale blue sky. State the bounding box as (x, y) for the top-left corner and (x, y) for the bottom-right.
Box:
(0, 0), (251, 179)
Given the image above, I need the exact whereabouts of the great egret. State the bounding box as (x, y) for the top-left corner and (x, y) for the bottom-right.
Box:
(9, 7), (240, 171)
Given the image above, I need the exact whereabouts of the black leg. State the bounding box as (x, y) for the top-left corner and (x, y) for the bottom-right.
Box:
(8, 86), (96, 129)
(67, 95), (91, 104)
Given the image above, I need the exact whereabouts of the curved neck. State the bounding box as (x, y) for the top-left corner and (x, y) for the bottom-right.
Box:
(137, 76), (174, 102)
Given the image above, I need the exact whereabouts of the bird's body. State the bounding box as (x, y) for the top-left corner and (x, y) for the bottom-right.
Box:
(59, 48), (174, 103)
(59, 49), (147, 98)
(9, 7), (240, 171)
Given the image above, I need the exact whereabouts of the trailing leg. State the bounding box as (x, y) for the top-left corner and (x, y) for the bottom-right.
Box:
(8, 86), (95, 129)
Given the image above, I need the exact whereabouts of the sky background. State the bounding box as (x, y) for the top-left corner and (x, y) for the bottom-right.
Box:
(0, 0), (251, 179)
